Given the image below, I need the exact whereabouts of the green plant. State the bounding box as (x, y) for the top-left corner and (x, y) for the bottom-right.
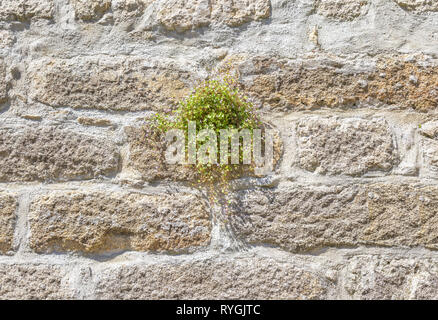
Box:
(156, 76), (259, 134)
(151, 74), (262, 198)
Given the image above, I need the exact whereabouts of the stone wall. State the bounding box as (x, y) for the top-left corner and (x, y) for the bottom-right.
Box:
(0, 0), (437, 299)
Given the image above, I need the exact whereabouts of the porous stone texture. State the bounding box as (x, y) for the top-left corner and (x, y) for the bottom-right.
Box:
(343, 256), (438, 299)
(209, 0), (271, 27)
(0, 264), (73, 299)
(0, 60), (7, 105)
(156, 0), (271, 32)
(419, 120), (438, 140)
(94, 256), (334, 299)
(29, 191), (211, 253)
(229, 184), (438, 252)
(28, 57), (194, 112)
(71, 0), (112, 21)
(419, 121), (438, 177)
(393, 0), (438, 12)
(296, 117), (397, 176)
(1, 0), (438, 300)
(0, 126), (119, 182)
(421, 139), (438, 175)
(124, 124), (282, 182)
(112, 0), (155, 23)
(69, 0), (271, 31)
(0, 194), (17, 253)
(77, 117), (112, 127)
(236, 55), (438, 111)
(0, 0), (54, 21)
(124, 125), (198, 182)
(0, 30), (15, 48)
(156, 0), (211, 32)
(314, 0), (369, 21)
(365, 184), (438, 248)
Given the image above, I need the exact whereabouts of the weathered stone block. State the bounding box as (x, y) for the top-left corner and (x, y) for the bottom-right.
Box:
(71, 0), (270, 29)
(344, 256), (438, 299)
(393, 0), (438, 12)
(0, 0), (54, 21)
(125, 123), (282, 182)
(419, 120), (438, 140)
(29, 57), (193, 112)
(296, 117), (397, 176)
(419, 121), (438, 177)
(71, 0), (157, 22)
(94, 256), (334, 299)
(229, 184), (438, 252)
(237, 55), (438, 111)
(364, 184), (422, 246)
(314, 0), (369, 21)
(0, 60), (7, 105)
(70, 0), (111, 21)
(0, 30), (14, 48)
(157, 0), (211, 32)
(210, 0), (271, 27)
(29, 190), (211, 253)
(125, 125), (199, 182)
(229, 185), (368, 252)
(422, 139), (438, 176)
(156, 0), (271, 32)
(0, 264), (74, 299)
(0, 193), (17, 253)
(112, 0), (155, 23)
(77, 117), (112, 127)
(0, 126), (119, 182)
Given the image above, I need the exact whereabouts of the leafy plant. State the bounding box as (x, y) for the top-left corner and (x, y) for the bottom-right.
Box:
(150, 74), (262, 198)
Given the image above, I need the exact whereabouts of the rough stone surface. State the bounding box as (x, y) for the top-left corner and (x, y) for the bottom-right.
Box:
(29, 190), (211, 253)
(314, 0), (369, 21)
(156, 0), (211, 32)
(0, 0), (54, 21)
(229, 184), (438, 252)
(229, 185), (367, 252)
(393, 0), (438, 12)
(0, 30), (14, 47)
(77, 117), (112, 127)
(112, 0), (155, 23)
(419, 121), (438, 177)
(421, 139), (438, 175)
(156, 0), (271, 32)
(71, 0), (156, 22)
(0, 61), (7, 105)
(125, 125), (198, 182)
(364, 184), (438, 248)
(0, 194), (17, 253)
(237, 55), (438, 111)
(125, 124), (282, 182)
(344, 256), (438, 299)
(29, 57), (193, 112)
(94, 256), (333, 299)
(419, 121), (438, 140)
(210, 0), (271, 27)
(0, 264), (73, 299)
(296, 117), (397, 176)
(71, 0), (111, 21)
(0, 126), (119, 182)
